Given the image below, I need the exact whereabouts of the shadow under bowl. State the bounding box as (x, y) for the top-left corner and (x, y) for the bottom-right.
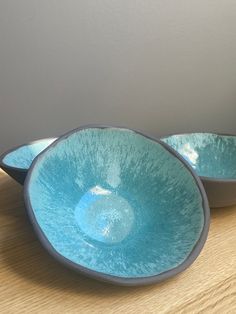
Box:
(161, 132), (236, 208)
(0, 138), (57, 184)
(24, 125), (209, 286)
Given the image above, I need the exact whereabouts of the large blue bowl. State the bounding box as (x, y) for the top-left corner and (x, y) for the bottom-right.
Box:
(161, 133), (236, 207)
(24, 126), (209, 285)
(0, 138), (56, 184)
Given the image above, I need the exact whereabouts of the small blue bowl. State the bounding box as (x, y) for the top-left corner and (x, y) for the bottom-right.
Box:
(24, 126), (209, 286)
(161, 133), (236, 207)
(0, 138), (56, 184)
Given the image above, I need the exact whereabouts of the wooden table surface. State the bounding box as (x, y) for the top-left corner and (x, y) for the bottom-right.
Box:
(0, 170), (235, 313)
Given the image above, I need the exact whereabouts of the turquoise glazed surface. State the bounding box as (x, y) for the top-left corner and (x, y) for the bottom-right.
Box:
(162, 133), (236, 179)
(3, 139), (56, 169)
(26, 128), (206, 281)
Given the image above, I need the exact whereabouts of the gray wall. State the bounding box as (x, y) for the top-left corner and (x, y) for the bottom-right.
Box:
(1, 0), (236, 153)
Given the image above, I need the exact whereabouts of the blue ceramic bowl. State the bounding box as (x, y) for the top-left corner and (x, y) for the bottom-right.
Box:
(24, 126), (209, 285)
(0, 138), (56, 184)
(161, 133), (236, 207)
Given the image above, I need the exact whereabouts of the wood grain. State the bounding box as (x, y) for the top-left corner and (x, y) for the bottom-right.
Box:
(0, 170), (235, 313)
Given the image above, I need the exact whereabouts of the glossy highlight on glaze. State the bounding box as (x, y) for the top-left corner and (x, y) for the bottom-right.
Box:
(25, 127), (208, 284)
(162, 133), (236, 179)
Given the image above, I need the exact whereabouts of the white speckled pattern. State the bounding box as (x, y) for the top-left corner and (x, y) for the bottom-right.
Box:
(27, 128), (205, 278)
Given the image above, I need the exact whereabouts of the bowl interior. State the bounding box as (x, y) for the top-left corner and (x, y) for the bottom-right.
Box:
(27, 128), (205, 279)
(2, 138), (56, 170)
(162, 133), (236, 180)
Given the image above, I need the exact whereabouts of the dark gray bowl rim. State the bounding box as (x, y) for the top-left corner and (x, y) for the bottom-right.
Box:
(161, 132), (236, 183)
(0, 138), (57, 173)
(24, 125), (210, 286)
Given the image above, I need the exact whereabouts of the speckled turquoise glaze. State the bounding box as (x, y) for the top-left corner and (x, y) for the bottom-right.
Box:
(26, 128), (205, 280)
(3, 139), (56, 169)
(162, 133), (236, 179)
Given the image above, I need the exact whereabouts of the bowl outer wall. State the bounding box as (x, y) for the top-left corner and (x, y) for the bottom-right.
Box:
(0, 164), (26, 185)
(24, 125), (210, 286)
(202, 179), (236, 208)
